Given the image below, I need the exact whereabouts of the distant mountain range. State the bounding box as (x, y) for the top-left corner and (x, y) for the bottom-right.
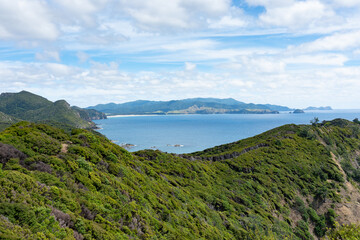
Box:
(0, 91), (106, 131)
(0, 91), (333, 132)
(87, 98), (292, 115)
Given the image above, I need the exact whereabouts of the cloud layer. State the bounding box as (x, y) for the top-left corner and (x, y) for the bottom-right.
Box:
(0, 0), (360, 108)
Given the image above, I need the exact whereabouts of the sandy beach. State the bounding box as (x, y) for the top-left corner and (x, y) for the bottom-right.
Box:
(107, 114), (159, 118)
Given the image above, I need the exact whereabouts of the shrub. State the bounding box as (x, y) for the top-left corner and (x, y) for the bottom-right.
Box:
(327, 222), (360, 240)
(0, 143), (27, 164)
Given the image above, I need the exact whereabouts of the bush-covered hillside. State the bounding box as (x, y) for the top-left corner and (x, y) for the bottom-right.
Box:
(0, 91), (106, 130)
(0, 119), (360, 239)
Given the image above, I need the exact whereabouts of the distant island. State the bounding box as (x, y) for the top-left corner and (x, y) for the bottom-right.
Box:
(305, 106), (333, 110)
(87, 98), (292, 115)
(293, 109), (305, 114)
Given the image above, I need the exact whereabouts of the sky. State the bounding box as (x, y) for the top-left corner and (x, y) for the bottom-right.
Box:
(0, 0), (360, 108)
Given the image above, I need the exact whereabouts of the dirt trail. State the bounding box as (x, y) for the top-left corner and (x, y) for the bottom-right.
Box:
(61, 143), (68, 153)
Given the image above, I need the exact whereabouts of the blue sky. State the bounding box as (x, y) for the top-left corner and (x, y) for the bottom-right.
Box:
(0, 0), (360, 108)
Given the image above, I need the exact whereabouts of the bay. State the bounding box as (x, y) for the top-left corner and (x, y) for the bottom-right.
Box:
(94, 110), (360, 154)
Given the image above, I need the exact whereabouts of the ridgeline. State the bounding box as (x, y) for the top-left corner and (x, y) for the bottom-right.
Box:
(87, 98), (291, 115)
(0, 91), (106, 131)
(1, 118), (360, 239)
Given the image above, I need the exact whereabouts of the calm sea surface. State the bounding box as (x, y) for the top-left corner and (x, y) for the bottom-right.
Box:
(94, 110), (360, 154)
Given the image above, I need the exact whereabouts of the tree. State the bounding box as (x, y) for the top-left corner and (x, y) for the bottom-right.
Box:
(310, 117), (319, 126)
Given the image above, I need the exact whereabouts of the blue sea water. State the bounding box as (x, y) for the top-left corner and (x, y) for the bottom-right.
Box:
(94, 110), (360, 154)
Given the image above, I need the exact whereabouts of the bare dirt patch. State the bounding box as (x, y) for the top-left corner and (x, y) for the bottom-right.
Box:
(329, 152), (360, 225)
(61, 143), (68, 153)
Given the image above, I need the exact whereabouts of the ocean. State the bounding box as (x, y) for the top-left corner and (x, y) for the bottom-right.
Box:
(94, 110), (360, 154)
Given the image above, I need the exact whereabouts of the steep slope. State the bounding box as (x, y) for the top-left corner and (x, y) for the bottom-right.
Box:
(17, 100), (94, 129)
(87, 98), (290, 115)
(0, 91), (105, 129)
(0, 120), (359, 239)
(0, 111), (20, 131)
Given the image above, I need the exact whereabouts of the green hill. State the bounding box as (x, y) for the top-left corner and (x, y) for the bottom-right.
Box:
(1, 119), (360, 239)
(0, 91), (106, 130)
(0, 91), (52, 117)
(87, 98), (291, 115)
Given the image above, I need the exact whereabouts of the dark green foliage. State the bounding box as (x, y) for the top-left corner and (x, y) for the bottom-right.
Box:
(0, 91), (102, 130)
(298, 126), (315, 139)
(293, 197), (309, 221)
(0, 142), (27, 165)
(294, 220), (313, 240)
(0, 119), (359, 239)
(326, 208), (337, 227)
(310, 117), (319, 126)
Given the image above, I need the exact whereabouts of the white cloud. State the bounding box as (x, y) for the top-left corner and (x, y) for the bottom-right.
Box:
(185, 62), (196, 71)
(258, 0), (333, 29)
(77, 51), (90, 63)
(115, 0), (232, 31)
(1, 0), (360, 110)
(53, 0), (107, 27)
(331, 0), (360, 7)
(0, 0), (58, 40)
(180, 0), (230, 16)
(1, 59), (360, 108)
(225, 56), (285, 74)
(298, 30), (360, 52)
(45, 63), (74, 77)
(208, 15), (246, 29)
(285, 54), (348, 66)
(353, 49), (360, 55)
(228, 79), (254, 87)
(161, 40), (217, 51)
(98, 20), (153, 39)
(246, 0), (294, 7)
(35, 51), (61, 62)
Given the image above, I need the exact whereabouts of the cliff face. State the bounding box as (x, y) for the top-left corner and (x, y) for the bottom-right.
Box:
(0, 119), (360, 239)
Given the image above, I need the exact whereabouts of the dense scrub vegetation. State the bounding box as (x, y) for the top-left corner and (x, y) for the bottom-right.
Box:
(0, 91), (105, 130)
(0, 119), (360, 239)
